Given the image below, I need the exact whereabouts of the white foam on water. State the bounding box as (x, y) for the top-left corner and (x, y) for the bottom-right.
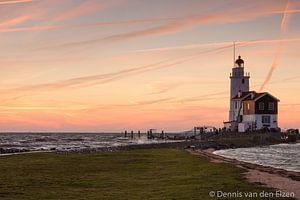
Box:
(214, 143), (300, 172)
(0, 133), (179, 155)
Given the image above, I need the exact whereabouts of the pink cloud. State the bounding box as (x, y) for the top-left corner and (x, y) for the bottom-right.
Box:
(53, 1), (105, 22)
(0, 2), (299, 38)
(0, 0), (36, 5)
(37, 7), (300, 50)
(0, 15), (30, 27)
(132, 37), (300, 53)
(259, 0), (293, 92)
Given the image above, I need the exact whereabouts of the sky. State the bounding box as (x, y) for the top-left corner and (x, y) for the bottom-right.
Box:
(0, 0), (300, 132)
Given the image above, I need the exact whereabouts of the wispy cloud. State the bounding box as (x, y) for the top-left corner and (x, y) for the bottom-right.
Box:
(0, 0), (113, 33)
(0, 17), (179, 33)
(0, 0), (36, 5)
(136, 98), (175, 106)
(37, 5), (300, 50)
(146, 81), (180, 95)
(2, 44), (232, 96)
(0, 3), (299, 45)
(6, 60), (171, 92)
(53, 1), (104, 22)
(0, 15), (31, 27)
(259, 0), (292, 92)
(172, 92), (228, 104)
(132, 37), (300, 53)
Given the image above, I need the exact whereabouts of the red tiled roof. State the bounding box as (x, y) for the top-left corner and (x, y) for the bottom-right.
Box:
(240, 91), (280, 101)
(232, 91), (279, 102)
(243, 92), (265, 101)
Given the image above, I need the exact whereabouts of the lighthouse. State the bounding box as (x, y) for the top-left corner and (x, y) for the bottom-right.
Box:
(229, 56), (250, 121)
(224, 55), (280, 132)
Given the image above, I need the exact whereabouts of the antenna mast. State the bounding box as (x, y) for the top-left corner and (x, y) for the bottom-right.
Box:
(233, 41), (236, 67)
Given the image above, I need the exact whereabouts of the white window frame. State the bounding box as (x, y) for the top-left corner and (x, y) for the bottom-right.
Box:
(259, 102), (264, 110)
(262, 116), (270, 124)
(268, 102), (275, 111)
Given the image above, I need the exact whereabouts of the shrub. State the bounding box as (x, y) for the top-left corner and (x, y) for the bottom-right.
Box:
(287, 133), (297, 143)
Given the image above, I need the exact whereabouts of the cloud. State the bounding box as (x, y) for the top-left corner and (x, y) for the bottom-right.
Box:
(136, 98), (175, 106)
(172, 92), (228, 104)
(0, 15), (32, 27)
(6, 60), (171, 92)
(2, 44), (232, 96)
(1, 2), (299, 45)
(259, 0), (292, 92)
(146, 81), (180, 95)
(132, 37), (300, 53)
(0, 17), (179, 33)
(0, 0), (115, 33)
(281, 2), (293, 31)
(0, 0), (36, 5)
(37, 4), (300, 50)
(0, 5), (44, 29)
(258, 48), (282, 92)
(53, 1), (105, 22)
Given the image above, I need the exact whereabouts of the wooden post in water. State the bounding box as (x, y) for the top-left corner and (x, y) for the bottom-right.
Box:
(138, 130), (141, 138)
(161, 130), (165, 139)
(131, 131), (134, 139)
(124, 130), (127, 138)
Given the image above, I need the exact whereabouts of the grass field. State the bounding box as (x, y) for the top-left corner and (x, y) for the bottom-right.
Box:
(0, 149), (291, 200)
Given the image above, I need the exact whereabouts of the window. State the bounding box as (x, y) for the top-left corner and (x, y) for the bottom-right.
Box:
(259, 102), (264, 110)
(242, 79), (245, 84)
(247, 103), (250, 110)
(235, 102), (238, 109)
(268, 102), (275, 111)
(262, 116), (271, 124)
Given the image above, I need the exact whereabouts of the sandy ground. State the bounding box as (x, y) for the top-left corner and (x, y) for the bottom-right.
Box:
(187, 148), (300, 199)
(246, 170), (300, 199)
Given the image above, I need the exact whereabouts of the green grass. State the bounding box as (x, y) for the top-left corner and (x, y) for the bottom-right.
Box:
(0, 149), (292, 200)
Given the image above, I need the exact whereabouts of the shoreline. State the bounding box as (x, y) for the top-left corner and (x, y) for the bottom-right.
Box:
(0, 140), (229, 155)
(187, 148), (300, 199)
(1, 139), (299, 199)
(2, 140), (298, 179)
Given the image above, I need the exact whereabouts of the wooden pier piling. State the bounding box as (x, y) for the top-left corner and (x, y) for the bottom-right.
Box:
(131, 131), (134, 139)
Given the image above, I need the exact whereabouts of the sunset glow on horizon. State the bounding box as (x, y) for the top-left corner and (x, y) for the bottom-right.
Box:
(0, 0), (300, 132)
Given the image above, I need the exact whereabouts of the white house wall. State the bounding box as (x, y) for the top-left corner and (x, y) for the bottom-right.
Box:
(242, 114), (278, 130)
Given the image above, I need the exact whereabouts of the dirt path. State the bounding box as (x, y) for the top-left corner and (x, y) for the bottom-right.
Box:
(187, 148), (300, 199)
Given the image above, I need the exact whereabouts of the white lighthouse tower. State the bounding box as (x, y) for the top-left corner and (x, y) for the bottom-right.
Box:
(229, 55), (250, 122)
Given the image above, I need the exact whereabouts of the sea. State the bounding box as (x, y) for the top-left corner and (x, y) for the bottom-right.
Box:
(1, 133), (299, 173)
(0, 132), (174, 155)
(214, 143), (300, 172)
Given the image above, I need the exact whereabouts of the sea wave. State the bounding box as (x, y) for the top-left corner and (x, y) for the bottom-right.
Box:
(214, 143), (300, 172)
(0, 133), (177, 155)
